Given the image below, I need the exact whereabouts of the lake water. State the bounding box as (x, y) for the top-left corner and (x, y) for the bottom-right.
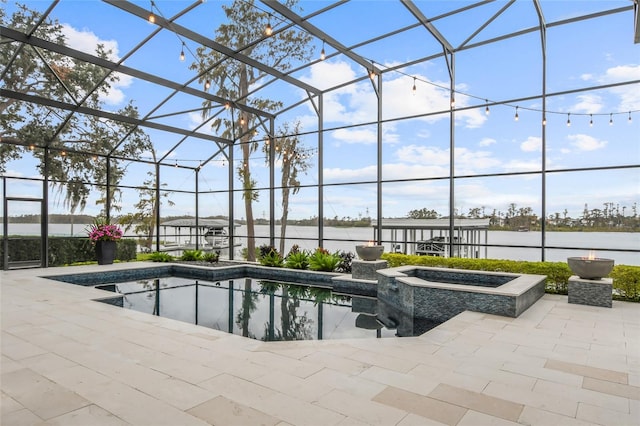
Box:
(4, 223), (639, 265)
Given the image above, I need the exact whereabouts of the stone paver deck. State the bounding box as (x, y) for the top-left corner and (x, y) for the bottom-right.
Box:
(2, 262), (639, 425)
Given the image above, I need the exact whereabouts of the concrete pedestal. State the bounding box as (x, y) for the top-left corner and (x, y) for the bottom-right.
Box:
(568, 276), (612, 308)
(352, 259), (388, 281)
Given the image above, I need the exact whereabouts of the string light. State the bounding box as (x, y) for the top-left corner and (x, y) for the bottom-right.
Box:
(265, 15), (273, 36)
(566, 113), (571, 127)
(369, 69), (375, 80)
(240, 115), (245, 125)
(609, 113), (613, 126)
(450, 97), (455, 108)
(29, 145), (34, 151)
(514, 106), (519, 121)
(412, 77), (416, 95)
(148, 0), (155, 23)
(542, 115), (546, 126)
(590, 114), (593, 127)
(224, 102), (230, 109)
(179, 42), (185, 61)
(204, 79), (211, 90)
(485, 100), (489, 115)
(629, 111), (633, 123)
(320, 40), (325, 61)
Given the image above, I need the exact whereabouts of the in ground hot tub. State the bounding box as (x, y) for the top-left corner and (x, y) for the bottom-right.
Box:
(376, 266), (546, 332)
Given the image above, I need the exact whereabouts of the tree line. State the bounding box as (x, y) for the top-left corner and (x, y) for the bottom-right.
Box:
(408, 202), (639, 231)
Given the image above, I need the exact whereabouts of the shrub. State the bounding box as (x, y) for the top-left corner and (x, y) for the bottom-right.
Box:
(308, 247), (341, 272)
(258, 245), (284, 267)
(285, 250), (310, 269)
(610, 265), (640, 302)
(181, 249), (203, 261)
(0, 236), (136, 267)
(335, 250), (354, 273)
(148, 252), (173, 262)
(202, 251), (220, 263)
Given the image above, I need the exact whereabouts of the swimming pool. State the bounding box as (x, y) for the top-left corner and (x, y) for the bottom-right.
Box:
(45, 262), (546, 340)
(96, 276), (402, 341)
(45, 265), (429, 341)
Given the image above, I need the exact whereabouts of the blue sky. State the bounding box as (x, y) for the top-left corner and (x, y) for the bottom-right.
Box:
(2, 0), (639, 221)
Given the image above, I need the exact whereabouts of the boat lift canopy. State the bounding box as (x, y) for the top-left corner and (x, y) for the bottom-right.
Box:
(370, 218), (490, 258)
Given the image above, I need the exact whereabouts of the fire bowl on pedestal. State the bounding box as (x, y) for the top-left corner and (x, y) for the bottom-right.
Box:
(356, 244), (384, 261)
(567, 257), (614, 280)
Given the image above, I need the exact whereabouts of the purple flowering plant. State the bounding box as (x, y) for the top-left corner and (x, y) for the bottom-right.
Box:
(87, 219), (123, 244)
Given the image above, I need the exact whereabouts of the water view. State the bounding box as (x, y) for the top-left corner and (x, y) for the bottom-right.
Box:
(4, 223), (640, 265)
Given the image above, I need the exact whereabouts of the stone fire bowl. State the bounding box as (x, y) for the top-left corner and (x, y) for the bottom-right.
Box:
(567, 257), (614, 280)
(356, 245), (384, 261)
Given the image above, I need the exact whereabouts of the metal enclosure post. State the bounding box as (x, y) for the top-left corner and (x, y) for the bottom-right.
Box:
(155, 163), (161, 252)
(228, 144), (235, 259)
(318, 94), (324, 247)
(195, 167), (200, 250)
(269, 117), (275, 248)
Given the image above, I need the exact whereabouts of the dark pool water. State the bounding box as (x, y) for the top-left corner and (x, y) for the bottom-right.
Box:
(97, 276), (403, 341)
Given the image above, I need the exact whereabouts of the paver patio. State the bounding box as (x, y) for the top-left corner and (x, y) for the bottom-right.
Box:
(2, 262), (639, 425)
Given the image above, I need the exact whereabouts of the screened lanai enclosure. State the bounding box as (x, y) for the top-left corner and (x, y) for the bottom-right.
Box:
(1, 0), (639, 269)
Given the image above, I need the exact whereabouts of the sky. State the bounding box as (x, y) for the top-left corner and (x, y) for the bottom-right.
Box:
(2, 0), (639, 222)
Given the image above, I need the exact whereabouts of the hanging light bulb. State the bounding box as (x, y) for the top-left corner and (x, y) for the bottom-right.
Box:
(320, 40), (325, 60)
(240, 115), (245, 125)
(566, 113), (571, 127)
(204, 79), (211, 90)
(590, 114), (593, 127)
(29, 144), (35, 151)
(265, 15), (273, 36)
(148, 0), (155, 23)
(542, 115), (546, 126)
(514, 106), (519, 121)
(412, 77), (416, 95)
(629, 111), (632, 123)
(609, 113), (613, 126)
(485, 100), (490, 115)
(179, 42), (185, 61)
(450, 97), (455, 108)
(224, 102), (230, 109)
(369, 69), (375, 80)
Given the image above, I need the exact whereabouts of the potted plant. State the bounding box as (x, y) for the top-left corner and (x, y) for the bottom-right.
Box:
(87, 219), (123, 265)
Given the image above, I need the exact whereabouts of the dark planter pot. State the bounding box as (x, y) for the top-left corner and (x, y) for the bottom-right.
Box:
(95, 240), (117, 265)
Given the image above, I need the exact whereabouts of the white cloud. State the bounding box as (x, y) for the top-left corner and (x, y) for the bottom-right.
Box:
(520, 136), (542, 152)
(580, 73), (593, 81)
(60, 24), (132, 106)
(300, 63), (486, 129)
(602, 65), (640, 111)
(330, 125), (401, 146)
(503, 159), (541, 173)
(479, 137), (496, 147)
(568, 134), (608, 151)
(571, 94), (603, 114)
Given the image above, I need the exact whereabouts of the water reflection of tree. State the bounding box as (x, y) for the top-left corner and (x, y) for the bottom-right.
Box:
(236, 278), (258, 339)
(259, 281), (348, 341)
